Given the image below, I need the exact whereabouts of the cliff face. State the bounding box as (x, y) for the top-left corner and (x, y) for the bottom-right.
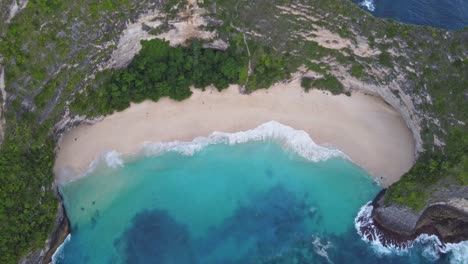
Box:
(416, 204), (468, 242)
(372, 188), (468, 245)
(19, 202), (70, 264)
(0, 0), (466, 262)
(330, 65), (423, 156)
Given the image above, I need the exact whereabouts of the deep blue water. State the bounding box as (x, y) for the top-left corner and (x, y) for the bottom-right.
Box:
(352, 0), (468, 30)
(53, 139), (465, 263)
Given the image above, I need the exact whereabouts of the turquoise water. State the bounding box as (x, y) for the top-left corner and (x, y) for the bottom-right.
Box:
(55, 140), (461, 263)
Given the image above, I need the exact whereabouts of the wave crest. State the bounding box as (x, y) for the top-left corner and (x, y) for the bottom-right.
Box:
(359, 0), (376, 12)
(51, 233), (71, 264)
(142, 121), (346, 162)
(355, 202), (468, 264)
(67, 121), (346, 184)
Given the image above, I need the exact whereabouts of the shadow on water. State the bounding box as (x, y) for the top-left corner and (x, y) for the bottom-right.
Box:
(113, 182), (453, 264)
(114, 210), (196, 264)
(264, 168), (274, 179)
(115, 184), (324, 263)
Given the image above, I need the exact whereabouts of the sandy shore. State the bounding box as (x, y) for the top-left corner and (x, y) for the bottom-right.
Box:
(55, 80), (415, 186)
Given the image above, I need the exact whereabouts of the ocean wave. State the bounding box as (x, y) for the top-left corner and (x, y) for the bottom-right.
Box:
(88, 150), (124, 171)
(355, 202), (468, 264)
(141, 121), (346, 162)
(359, 0), (376, 12)
(51, 233), (71, 264)
(78, 121), (346, 180)
(441, 240), (468, 264)
(354, 202), (407, 255)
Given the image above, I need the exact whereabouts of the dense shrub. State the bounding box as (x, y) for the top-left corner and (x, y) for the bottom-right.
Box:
(72, 40), (247, 115)
(301, 75), (344, 95)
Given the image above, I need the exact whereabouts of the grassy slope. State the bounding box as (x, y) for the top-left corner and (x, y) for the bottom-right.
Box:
(0, 0), (466, 262)
(202, 0), (468, 211)
(0, 0), (165, 262)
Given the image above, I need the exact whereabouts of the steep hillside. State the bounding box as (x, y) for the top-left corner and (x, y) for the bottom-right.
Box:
(0, 0), (466, 262)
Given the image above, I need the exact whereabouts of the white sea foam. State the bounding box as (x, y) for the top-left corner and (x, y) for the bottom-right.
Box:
(355, 202), (468, 264)
(142, 121), (346, 162)
(89, 150), (124, 170)
(312, 235), (334, 264)
(359, 0), (376, 11)
(354, 202), (406, 255)
(51, 233), (71, 264)
(441, 240), (468, 264)
(77, 121), (346, 180)
(64, 150), (125, 182)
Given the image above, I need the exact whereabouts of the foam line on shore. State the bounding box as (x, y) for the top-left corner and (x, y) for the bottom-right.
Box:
(51, 233), (71, 264)
(141, 121), (346, 161)
(71, 121), (346, 184)
(55, 83), (415, 186)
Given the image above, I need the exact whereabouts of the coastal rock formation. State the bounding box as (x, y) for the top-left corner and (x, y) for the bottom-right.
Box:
(103, 0), (220, 70)
(0, 0), (27, 25)
(329, 63), (424, 156)
(371, 189), (468, 246)
(0, 0), (466, 262)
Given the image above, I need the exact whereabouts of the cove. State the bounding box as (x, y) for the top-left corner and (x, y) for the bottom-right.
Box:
(53, 139), (457, 263)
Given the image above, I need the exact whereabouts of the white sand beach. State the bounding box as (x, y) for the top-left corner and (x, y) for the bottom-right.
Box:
(55, 80), (415, 186)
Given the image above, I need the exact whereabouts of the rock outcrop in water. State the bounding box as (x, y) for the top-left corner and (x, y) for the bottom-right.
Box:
(0, 0), (466, 262)
(371, 189), (468, 246)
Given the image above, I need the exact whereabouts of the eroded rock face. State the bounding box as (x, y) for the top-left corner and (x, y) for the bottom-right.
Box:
(415, 204), (468, 243)
(372, 190), (468, 245)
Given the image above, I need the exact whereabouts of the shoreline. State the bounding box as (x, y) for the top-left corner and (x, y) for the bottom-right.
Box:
(355, 190), (468, 257)
(54, 81), (415, 186)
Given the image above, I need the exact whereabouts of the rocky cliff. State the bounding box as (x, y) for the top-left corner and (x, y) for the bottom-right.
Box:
(19, 202), (69, 264)
(0, 0), (466, 262)
(369, 189), (468, 246)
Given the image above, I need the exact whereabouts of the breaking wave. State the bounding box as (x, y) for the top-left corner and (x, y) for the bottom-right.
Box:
(90, 150), (124, 169)
(355, 202), (468, 264)
(85, 121), (346, 175)
(142, 121), (345, 160)
(51, 234), (71, 264)
(359, 0), (376, 12)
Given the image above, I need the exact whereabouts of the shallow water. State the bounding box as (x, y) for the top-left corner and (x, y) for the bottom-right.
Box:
(353, 0), (468, 30)
(55, 139), (464, 263)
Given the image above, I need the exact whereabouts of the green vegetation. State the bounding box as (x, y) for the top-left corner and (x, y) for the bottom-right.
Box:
(305, 61), (327, 75)
(0, 128), (57, 263)
(378, 51), (392, 68)
(73, 39), (246, 115)
(0, 0), (157, 262)
(350, 64), (365, 78)
(386, 129), (468, 211)
(385, 44), (468, 211)
(0, 0), (466, 261)
(301, 77), (314, 90)
(246, 45), (289, 91)
(0, 0), (291, 259)
(301, 75), (344, 95)
(72, 38), (290, 116)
